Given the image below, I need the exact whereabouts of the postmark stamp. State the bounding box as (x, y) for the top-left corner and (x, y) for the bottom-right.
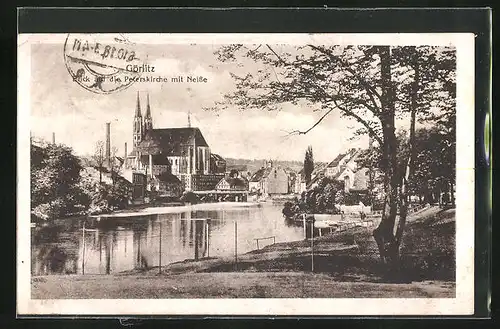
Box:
(63, 34), (144, 94)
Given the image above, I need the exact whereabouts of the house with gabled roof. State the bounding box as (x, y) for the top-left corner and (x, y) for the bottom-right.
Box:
(300, 148), (371, 194)
(325, 148), (370, 193)
(249, 161), (288, 195)
(215, 176), (248, 191)
(324, 148), (359, 179)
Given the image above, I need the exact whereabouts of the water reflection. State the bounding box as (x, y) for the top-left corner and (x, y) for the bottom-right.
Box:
(31, 204), (303, 275)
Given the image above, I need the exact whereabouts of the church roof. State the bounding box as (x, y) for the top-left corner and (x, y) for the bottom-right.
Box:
(131, 127), (209, 156)
(211, 153), (225, 161)
(155, 171), (182, 184)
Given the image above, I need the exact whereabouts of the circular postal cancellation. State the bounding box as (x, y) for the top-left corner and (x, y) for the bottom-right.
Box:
(64, 34), (146, 94)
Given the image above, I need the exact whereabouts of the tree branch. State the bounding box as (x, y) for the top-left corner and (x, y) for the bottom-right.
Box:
(284, 107), (336, 136)
(266, 44), (285, 63)
(332, 99), (383, 145)
(308, 45), (382, 111)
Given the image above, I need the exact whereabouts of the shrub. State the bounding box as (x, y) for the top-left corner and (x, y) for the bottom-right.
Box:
(32, 198), (66, 220)
(180, 191), (198, 204)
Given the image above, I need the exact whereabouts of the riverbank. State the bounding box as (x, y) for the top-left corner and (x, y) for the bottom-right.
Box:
(32, 206), (455, 299)
(94, 201), (261, 218)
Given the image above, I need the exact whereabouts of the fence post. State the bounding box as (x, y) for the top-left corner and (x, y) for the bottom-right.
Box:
(159, 220), (162, 274)
(234, 221), (238, 271)
(303, 214), (306, 240)
(82, 221), (85, 275)
(194, 221), (199, 261)
(206, 221), (210, 258)
(310, 220), (314, 272)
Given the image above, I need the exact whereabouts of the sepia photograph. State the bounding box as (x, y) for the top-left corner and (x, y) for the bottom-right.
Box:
(17, 33), (475, 316)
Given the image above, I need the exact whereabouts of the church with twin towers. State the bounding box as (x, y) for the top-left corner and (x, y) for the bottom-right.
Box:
(124, 91), (227, 194)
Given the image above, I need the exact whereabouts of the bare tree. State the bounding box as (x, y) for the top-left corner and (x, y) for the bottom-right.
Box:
(92, 141), (105, 184)
(109, 146), (122, 189)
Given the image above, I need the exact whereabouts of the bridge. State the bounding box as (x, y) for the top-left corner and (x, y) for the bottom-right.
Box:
(192, 190), (249, 202)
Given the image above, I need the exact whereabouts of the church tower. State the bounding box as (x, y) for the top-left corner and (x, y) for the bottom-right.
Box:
(133, 91), (143, 147)
(144, 92), (153, 133)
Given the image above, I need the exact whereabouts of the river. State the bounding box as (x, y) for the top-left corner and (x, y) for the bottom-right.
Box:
(31, 202), (304, 276)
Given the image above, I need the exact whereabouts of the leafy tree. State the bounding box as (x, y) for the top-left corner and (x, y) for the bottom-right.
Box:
(283, 177), (342, 217)
(209, 44), (455, 273)
(409, 127), (455, 205)
(31, 141), (85, 219)
(303, 146), (314, 185)
(180, 191), (199, 204)
(81, 174), (130, 215)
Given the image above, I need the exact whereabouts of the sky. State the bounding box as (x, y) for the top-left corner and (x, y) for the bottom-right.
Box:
(28, 37), (373, 162)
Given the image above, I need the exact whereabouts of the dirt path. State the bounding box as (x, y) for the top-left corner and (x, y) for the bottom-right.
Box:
(32, 272), (455, 299)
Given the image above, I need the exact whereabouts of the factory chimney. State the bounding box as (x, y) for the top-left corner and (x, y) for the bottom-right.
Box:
(105, 122), (111, 165)
(52, 132), (55, 144)
(124, 142), (128, 168)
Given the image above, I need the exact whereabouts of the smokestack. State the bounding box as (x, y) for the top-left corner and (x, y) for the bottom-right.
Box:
(105, 122), (111, 164)
(52, 132), (55, 144)
(124, 142), (128, 168)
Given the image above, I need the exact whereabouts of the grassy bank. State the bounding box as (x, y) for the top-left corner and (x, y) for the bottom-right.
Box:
(125, 206), (455, 283)
(32, 206), (455, 299)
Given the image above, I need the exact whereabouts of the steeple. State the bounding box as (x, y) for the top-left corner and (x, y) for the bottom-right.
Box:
(144, 92), (153, 132)
(133, 91), (143, 147)
(146, 93), (151, 117)
(135, 91), (142, 117)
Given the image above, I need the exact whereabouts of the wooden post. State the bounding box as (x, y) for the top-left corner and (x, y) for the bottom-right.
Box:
(256, 239), (260, 250)
(149, 154), (153, 178)
(99, 234), (102, 262)
(310, 220), (314, 272)
(206, 221), (210, 258)
(194, 221), (199, 261)
(234, 221), (238, 271)
(303, 214), (306, 240)
(82, 221), (85, 275)
(159, 220), (162, 274)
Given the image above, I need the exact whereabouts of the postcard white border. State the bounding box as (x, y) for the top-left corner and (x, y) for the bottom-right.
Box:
(17, 33), (475, 316)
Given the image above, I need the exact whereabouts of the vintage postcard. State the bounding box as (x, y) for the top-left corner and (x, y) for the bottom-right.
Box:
(17, 33), (475, 316)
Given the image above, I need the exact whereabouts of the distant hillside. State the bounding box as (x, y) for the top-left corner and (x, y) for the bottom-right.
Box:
(224, 158), (321, 174)
(79, 152), (327, 176)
